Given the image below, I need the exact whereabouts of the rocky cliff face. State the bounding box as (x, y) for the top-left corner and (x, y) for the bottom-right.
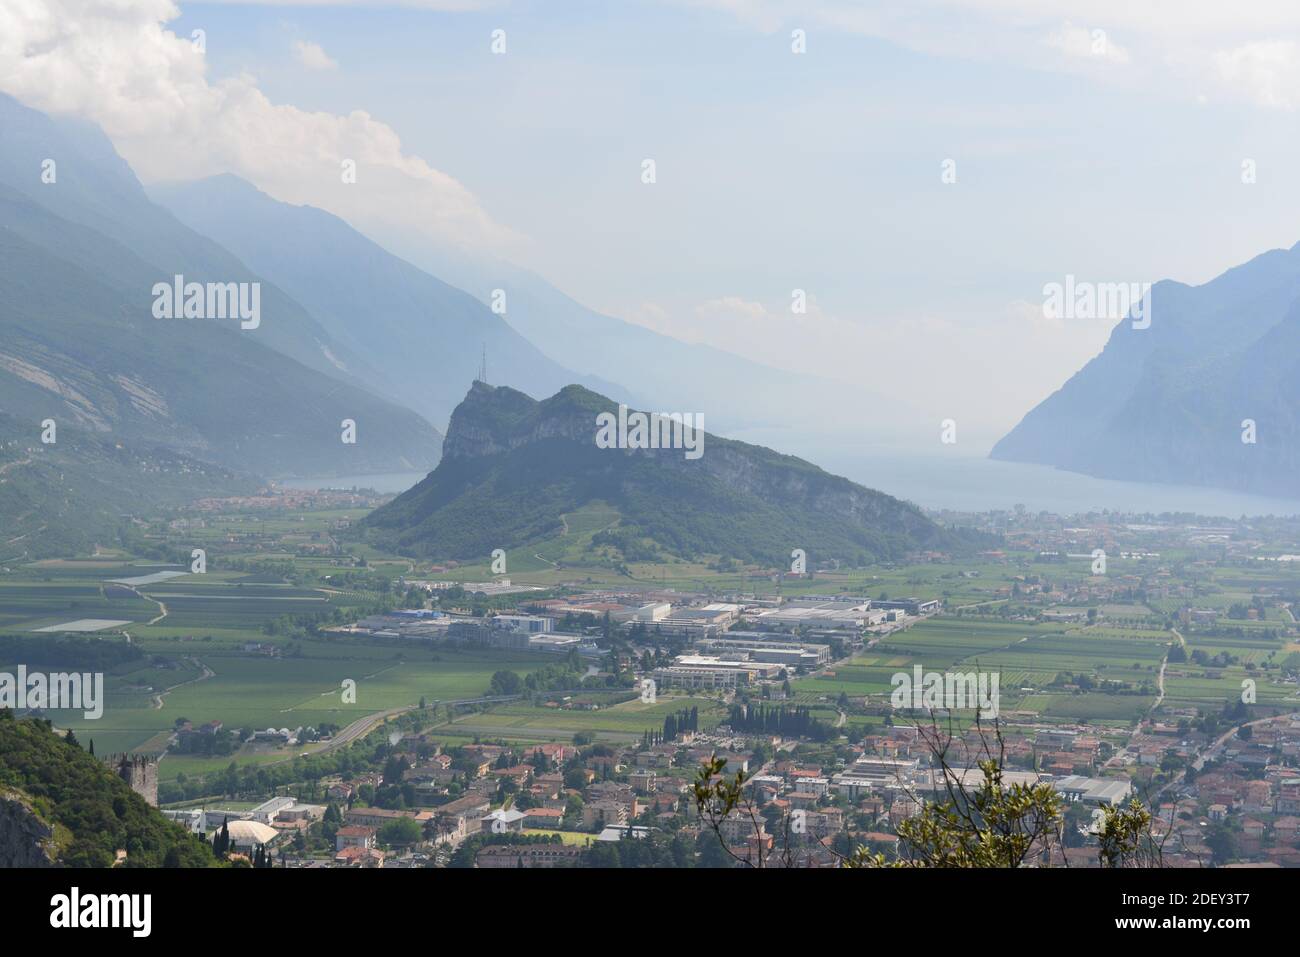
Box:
(362, 382), (970, 562)
(440, 382), (602, 459)
(444, 383), (938, 540)
(0, 788), (58, 867)
(992, 242), (1300, 497)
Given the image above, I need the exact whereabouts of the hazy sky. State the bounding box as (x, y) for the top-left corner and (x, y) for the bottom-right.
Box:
(6, 0), (1300, 447)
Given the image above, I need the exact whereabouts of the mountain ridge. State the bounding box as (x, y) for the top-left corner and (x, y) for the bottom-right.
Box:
(0, 95), (443, 552)
(388, 239), (927, 442)
(991, 242), (1300, 498)
(359, 382), (977, 566)
(150, 174), (635, 430)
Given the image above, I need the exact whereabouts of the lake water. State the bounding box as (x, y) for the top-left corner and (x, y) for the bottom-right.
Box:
(729, 429), (1300, 518)
(277, 453), (1300, 519)
(807, 449), (1300, 517)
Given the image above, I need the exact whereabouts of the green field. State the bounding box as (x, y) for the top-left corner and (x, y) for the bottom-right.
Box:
(792, 615), (1170, 725)
(443, 695), (726, 743)
(7, 497), (1300, 793)
(32, 642), (556, 775)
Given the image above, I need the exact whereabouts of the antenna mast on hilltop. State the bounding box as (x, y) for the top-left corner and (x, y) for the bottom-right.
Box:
(477, 345), (488, 384)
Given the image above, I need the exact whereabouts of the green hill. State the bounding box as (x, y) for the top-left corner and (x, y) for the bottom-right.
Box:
(0, 713), (215, 867)
(358, 383), (979, 566)
(0, 411), (252, 561)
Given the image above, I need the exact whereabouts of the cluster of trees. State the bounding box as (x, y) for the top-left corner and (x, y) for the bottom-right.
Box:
(0, 634), (142, 670)
(250, 844), (275, 868)
(591, 526), (663, 563)
(1196, 624), (1282, 642)
(726, 704), (834, 742)
(494, 662), (634, 699)
(219, 558), (300, 581)
(489, 669), (524, 696)
(169, 726), (242, 757)
(157, 708), (437, 804)
(210, 821), (232, 857)
(1227, 597), (1269, 620)
(319, 568), (395, 592)
(581, 830), (710, 868)
(0, 712), (215, 867)
(522, 658), (586, 693)
(1178, 699), (1255, 741)
(1190, 649), (1240, 668)
(1047, 670), (1153, 697)
(1281, 652), (1300, 677)
(640, 707), (699, 749)
(262, 607), (355, 639)
(378, 816), (422, 846)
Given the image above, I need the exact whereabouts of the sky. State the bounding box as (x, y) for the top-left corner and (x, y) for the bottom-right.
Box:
(4, 0), (1300, 448)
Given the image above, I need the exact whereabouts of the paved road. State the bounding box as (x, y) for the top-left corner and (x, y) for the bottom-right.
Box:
(274, 694), (527, 761)
(323, 705), (416, 751)
(1106, 627), (1179, 768)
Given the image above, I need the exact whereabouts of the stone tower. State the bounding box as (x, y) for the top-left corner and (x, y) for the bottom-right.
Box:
(113, 755), (159, 807)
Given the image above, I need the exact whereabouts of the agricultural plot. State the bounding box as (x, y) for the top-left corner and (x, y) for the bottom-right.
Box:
(1161, 670), (1300, 712)
(1183, 631), (1286, 666)
(21, 559), (145, 578)
(159, 752), (297, 783)
(979, 631), (1167, 678)
(443, 695), (725, 744)
(1100, 604), (1158, 618)
(793, 661), (903, 698)
(933, 612), (1300, 721)
(10, 657), (207, 757)
(1021, 692), (1153, 724)
(36, 642), (553, 776)
(796, 617), (1170, 726)
(134, 580), (332, 635)
(794, 619), (1075, 701)
(880, 618), (1067, 669)
(0, 579), (156, 631)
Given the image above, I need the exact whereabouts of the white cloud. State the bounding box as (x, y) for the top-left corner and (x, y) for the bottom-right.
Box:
(682, 0), (1300, 40)
(293, 39), (338, 71)
(0, 0), (520, 253)
(1212, 41), (1300, 111)
(680, 0), (1300, 109)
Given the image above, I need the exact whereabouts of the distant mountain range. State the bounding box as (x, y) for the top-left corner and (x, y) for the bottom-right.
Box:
(0, 94), (442, 478)
(358, 382), (974, 566)
(0, 90), (972, 562)
(151, 175), (629, 430)
(153, 176), (917, 444)
(992, 246), (1300, 499)
(395, 242), (924, 441)
(0, 94), (447, 553)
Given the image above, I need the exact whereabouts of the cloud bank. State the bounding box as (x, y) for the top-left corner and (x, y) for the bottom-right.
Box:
(0, 0), (519, 252)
